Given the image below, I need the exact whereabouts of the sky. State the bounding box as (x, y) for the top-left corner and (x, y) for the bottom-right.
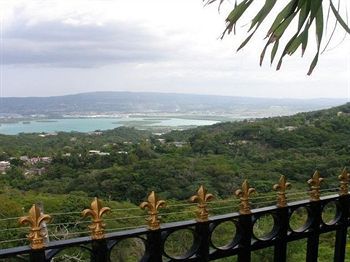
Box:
(0, 0), (349, 99)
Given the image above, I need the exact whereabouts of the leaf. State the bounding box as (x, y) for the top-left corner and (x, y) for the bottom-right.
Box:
(309, 0), (322, 24)
(315, 3), (324, 49)
(237, 30), (256, 51)
(298, 0), (310, 31)
(301, 25), (309, 56)
(307, 53), (319, 75)
(222, 0), (254, 37)
(271, 39), (279, 64)
(330, 0), (350, 33)
(307, 5), (323, 75)
(213, 0), (350, 74)
(273, 11), (298, 39)
(260, 39), (271, 66)
(249, 0), (277, 32)
(226, 0), (254, 26)
(267, 0), (298, 37)
(287, 33), (303, 55)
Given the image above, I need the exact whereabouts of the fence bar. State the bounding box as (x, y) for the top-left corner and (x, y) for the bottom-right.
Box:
(91, 239), (109, 262)
(273, 207), (288, 262)
(29, 250), (46, 262)
(145, 230), (162, 262)
(195, 222), (210, 261)
(334, 194), (350, 262)
(306, 201), (322, 262)
(237, 214), (253, 262)
(1, 193), (349, 261)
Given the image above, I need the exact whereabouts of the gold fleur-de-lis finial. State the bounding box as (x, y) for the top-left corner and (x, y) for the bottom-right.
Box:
(235, 180), (256, 215)
(140, 191), (166, 230)
(190, 185), (214, 222)
(273, 175), (291, 207)
(19, 204), (51, 249)
(82, 197), (111, 240)
(338, 168), (350, 196)
(307, 171), (324, 201)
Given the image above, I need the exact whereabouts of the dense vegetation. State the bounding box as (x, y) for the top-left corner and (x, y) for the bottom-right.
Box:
(0, 103), (349, 260)
(1, 103), (349, 203)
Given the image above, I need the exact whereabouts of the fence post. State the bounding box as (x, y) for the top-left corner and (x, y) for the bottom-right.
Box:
(19, 204), (51, 262)
(334, 169), (350, 261)
(91, 239), (109, 262)
(235, 180), (255, 262)
(29, 250), (46, 262)
(273, 207), (288, 262)
(195, 222), (210, 261)
(333, 194), (349, 261)
(306, 171), (323, 262)
(191, 185), (214, 261)
(145, 230), (163, 262)
(273, 175), (291, 262)
(140, 191), (166, 262)
(237, 213), (253, 262)
(82, 198), (111, 262)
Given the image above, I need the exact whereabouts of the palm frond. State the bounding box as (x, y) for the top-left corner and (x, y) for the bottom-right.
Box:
(205, 0), (350, 75)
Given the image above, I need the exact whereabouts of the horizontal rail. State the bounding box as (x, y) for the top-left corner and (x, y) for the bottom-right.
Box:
(0, 193), (348, 261)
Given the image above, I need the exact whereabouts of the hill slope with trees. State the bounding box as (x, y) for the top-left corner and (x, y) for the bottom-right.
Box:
(1, 103), (349, 203)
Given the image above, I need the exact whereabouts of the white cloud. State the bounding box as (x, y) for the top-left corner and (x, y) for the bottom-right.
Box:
(0, 0), (349, 99)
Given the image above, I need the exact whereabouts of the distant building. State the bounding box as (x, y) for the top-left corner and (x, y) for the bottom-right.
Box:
(117, 151), (128, 155)
(337, 111), (350, 117)
(20, 156), (29, 162)
(20, 156), (52, 165)
(88, 131), (103, 136)
(157, 139), (166, 144)
(38, 132), (58, 137)
(228, 140), (249, 146)
(89, 150), (110, 156)
(277, 126), (297, 131)
(24, 167), (46, 177)
(172, 141), (187, 148)
(0, 161), (10, 174)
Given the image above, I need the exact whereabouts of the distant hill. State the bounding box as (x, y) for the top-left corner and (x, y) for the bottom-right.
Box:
(0, 91), (347, 117)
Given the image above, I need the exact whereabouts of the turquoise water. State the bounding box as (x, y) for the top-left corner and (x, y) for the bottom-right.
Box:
(0, 117), (219, 135)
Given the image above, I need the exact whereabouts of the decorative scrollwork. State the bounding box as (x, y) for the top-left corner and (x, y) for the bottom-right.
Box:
(18, 204), (51, 249)
(140, 191), (166, 230)
(273, 175), (291, 207)
(307, 171), (324, 201)
(190, 185), (214, 222)
(82, 197), (111, 240)
(338, 168), (350, 196)
(235, 180), (256, 215)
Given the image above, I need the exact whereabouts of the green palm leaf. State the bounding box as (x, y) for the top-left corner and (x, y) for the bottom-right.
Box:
(205, 0), (350, 75)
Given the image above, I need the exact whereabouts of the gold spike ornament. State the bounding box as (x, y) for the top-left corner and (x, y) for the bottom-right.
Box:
(338, 168), (350, 196)
(140, 191), (166, 230)
(273, 175), (291, 207)
(82, 197), (111, 240)
(190, 185), (214, 222)
(307, 171), (324, 201)
(19, 204), (51, 249)
(235, 180), (256, 215)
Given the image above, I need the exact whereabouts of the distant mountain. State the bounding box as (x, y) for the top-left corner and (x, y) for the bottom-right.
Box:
(0, 91), (347, 117)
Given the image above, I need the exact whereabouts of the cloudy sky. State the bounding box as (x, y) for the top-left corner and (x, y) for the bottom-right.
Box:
(0, 0), (349, 98)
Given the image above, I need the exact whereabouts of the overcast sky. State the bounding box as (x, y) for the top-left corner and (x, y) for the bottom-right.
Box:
(0, 0), (349, 99)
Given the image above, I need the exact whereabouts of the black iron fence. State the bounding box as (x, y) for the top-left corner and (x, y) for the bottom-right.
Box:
(0, 170), (349, 262)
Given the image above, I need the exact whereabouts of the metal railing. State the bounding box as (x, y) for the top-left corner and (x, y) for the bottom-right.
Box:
(0, 169), (349, 262)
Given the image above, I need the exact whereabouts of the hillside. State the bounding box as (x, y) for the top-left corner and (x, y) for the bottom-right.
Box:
(0, 103), (349, 204)
(0, 91), (346, 116)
